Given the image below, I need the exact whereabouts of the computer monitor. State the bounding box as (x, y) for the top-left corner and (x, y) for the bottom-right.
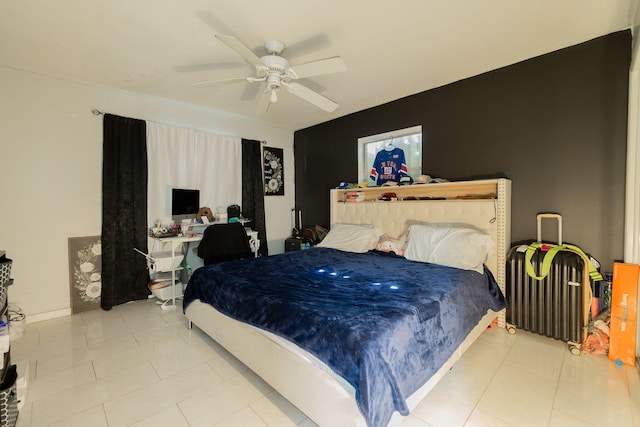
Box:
(171, 188), (199, 222)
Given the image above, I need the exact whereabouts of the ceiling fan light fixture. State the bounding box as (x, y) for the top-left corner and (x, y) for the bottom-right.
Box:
(264, 39), (286, 55)
(270, 88), (278, 103)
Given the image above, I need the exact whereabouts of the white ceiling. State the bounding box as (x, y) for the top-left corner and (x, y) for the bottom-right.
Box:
(1, 1), (636, 131)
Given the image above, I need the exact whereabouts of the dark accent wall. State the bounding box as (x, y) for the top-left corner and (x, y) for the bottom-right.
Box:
(294, 30), (631, 271)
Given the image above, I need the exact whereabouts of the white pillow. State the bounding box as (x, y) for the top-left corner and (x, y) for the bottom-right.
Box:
(316, 224), (382, 253)
(404, 224), (494, 273)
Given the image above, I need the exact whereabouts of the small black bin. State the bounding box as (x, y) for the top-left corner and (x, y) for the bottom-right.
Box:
(227, 205), (241, 221)
(285, 237), (303, 252)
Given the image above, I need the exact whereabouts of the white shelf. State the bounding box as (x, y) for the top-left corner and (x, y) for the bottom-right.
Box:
(148, 238), (192, 308)
(151, 282), (184, 301)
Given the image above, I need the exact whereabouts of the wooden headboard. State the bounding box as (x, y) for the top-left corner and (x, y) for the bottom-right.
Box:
(330, 178), (511, 327)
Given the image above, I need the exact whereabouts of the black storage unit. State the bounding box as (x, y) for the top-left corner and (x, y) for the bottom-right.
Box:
(0, 252), (18, 427)
(285, 238), (303, 252)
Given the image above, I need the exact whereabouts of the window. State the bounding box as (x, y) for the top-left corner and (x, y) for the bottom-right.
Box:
(357, 125), (422, 186)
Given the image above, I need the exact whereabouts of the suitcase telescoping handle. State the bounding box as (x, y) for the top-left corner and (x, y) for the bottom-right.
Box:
(537, 213), (562, 245)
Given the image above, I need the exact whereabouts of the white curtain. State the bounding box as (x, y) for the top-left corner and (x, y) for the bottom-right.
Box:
(195, 130), (242, 216)
(147, 123), (197, 225)
(146, 122), (242, 226)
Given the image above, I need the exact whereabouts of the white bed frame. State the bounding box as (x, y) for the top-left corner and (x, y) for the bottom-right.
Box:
(185, 178), (511, 426)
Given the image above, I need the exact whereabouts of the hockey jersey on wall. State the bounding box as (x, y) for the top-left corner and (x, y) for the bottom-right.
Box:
(370, 147), (409, 185)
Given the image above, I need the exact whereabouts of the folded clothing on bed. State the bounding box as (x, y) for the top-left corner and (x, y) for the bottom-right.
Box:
(183, 247), (506, 427)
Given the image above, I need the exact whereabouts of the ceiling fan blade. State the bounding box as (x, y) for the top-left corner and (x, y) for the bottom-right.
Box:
(289, 57), (347, 79)
(284, 33), (331, 59)
(192, 77), (248, 88)
(256, 89), (272, 114)
(173, 61), (245, 73)
(215, 35), (264, 67)
(241, 82), (261, 101)
(195, 11), (236, 38)
(286, 83), (338, 112)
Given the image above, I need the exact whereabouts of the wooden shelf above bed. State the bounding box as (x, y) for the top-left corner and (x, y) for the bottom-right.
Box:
(333, 179), (503, 203)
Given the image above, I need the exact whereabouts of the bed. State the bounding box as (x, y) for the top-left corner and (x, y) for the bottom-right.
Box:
(184, 178), (511, 427)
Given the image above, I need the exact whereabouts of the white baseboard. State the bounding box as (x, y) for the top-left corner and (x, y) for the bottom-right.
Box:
(25, 308), (71, 324)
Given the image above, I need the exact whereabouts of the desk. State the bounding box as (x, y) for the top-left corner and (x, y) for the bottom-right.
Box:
(181, 218), (252, 234)
(150, 227), (259, 310)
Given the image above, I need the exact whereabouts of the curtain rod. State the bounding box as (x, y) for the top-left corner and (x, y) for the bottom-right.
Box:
(92, 108), (268, 145)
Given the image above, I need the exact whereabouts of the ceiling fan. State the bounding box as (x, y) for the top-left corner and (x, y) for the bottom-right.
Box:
(192, 35), (347, 113)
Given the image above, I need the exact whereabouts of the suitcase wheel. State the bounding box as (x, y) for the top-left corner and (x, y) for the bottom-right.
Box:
(568, 343), (582, 356)
(506, 324), (517, 335)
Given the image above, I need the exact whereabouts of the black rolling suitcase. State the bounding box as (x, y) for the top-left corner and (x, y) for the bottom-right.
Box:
(506, 214), (602, 354)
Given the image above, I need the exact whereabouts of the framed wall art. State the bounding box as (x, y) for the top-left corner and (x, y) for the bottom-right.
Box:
(264, 146), (284, 196)
(68, 236), (102, 313)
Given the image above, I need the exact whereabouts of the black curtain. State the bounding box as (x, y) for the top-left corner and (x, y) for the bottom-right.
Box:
(242, 139), (268, 256)
(101, 114), (150, 310)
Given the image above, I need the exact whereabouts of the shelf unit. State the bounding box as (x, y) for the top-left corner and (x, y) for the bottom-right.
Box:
(0, 256), (11, 384)
(0, 252), (18, 426)
(149, 235), (201, 310)
(333, 180), (499, 203)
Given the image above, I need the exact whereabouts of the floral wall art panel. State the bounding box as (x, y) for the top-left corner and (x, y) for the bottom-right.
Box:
(264, 146), (284, 196)
(68, 236), (102, 313)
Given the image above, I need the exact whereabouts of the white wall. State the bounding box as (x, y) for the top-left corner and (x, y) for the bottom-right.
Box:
(0, 66), (295, 321)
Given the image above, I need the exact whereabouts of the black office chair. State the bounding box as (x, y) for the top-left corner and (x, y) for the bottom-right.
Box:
(197, 223), (254, 265)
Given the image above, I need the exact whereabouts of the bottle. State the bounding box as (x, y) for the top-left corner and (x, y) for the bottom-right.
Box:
(602, 272), (613, 311)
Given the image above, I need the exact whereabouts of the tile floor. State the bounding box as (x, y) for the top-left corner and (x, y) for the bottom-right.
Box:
(8, 298), (640, 427)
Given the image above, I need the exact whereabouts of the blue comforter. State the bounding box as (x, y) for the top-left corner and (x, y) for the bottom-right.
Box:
(183, 247), (506, 427)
